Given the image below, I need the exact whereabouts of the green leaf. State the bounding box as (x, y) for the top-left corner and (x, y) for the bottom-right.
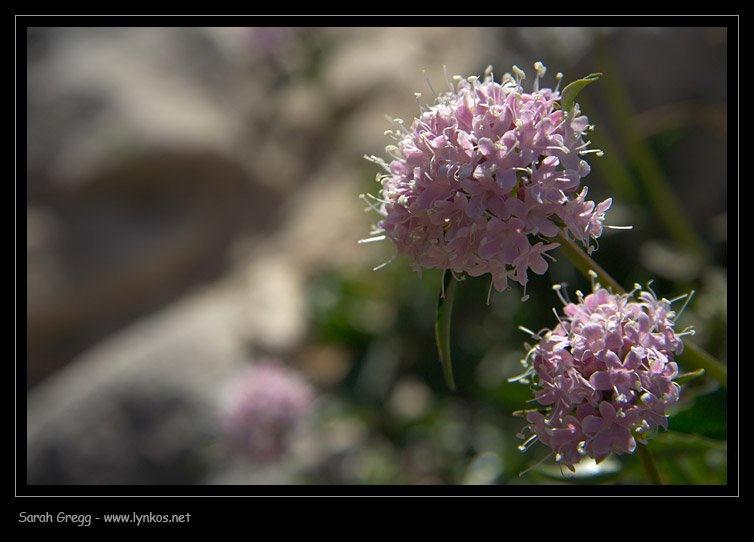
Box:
(435, 271), (458, 390)
(560, 72), (602, 113)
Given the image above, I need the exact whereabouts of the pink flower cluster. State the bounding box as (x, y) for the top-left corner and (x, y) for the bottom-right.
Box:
(516, 279), (689, 471)
(364, 63), (611, 297)
(220, 362), (315, 462)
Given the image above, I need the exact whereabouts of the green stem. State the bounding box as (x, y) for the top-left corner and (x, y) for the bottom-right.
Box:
(436, 271), (458, 391)
(636, 442), (662, 485)
(553, 231), (626, 294)
(551, 231), (727, 389)
(678, 342), (728, 389)
(593, 43), (708, 260)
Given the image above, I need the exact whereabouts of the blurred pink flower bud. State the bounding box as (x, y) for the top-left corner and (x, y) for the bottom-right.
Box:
(220, 362), (314, 462)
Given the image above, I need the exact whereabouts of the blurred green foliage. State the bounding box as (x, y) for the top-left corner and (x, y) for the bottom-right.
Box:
(299, 29), (728, 486)
(303, 251), (727, 485)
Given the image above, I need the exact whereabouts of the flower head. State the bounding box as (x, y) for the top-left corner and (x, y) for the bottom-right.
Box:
(363, 63), (610, 298)
(514, 274), (693, 471)
(220, 361), (315, 462)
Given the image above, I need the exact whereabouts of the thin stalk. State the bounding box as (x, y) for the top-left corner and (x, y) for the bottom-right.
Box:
(593, 42), (708, 260)
(636, 442), (663, 485)
(678, 341), (728, 389)
(553, 231), (626, 294)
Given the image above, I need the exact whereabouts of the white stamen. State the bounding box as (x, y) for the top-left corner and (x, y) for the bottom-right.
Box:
(533, 61), (546, 92)
(384, 144), (403, 162)
(507, 367), (534, 384)
(554, 72), (564, 93)
(552, 283), (570, 306)
(588, 269), (599, 291)
(414, 92), (425, 112)
(674, 290), (695, 321)
(512, 65), (526, 86)
(518, 452), (554, 477)
(518, 325), (539, 338)
(423, 69), (438, 99)
(518, 434), (538, 452)
(449, 268), (465, 282)
(385, 114), (411, 134)
(443, 64), (454, 91)
(361, 192), (391, 206)
(487, 279), (495, 305)
(373, 254), (397, 271)
(363, 154), (392, 173)
(358, 235), (386, 244)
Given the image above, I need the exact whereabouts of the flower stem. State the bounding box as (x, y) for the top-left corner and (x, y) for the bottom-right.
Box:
(436, 271), (458, 391)
(593, 42), (708, 259)
(552, 231), (626, 294)
(552, 231), (727, 389)
(679, 342), (727, 389)
(636, 442), (662, 485)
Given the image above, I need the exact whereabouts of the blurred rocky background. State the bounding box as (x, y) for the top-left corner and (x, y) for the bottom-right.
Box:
(25, 25), (729, 487)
